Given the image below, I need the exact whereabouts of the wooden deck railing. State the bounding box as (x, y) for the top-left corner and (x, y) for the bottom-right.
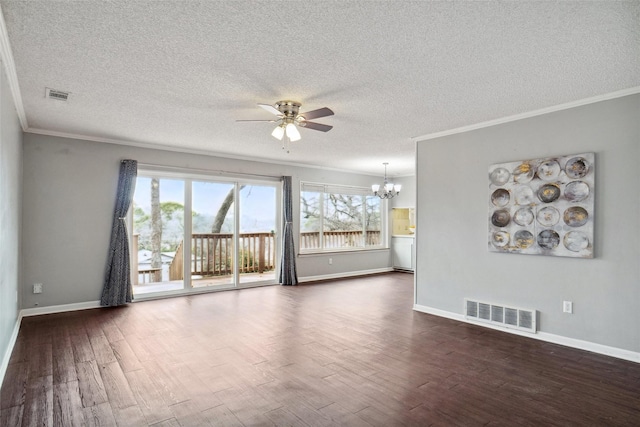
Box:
(171, 232), (277, 279)
(134, 230), (380, 283)
(169, 240), (183, 280)
(300, 230), (381, 249)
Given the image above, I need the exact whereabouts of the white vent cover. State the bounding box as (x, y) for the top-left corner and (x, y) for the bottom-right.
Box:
(465, 299), (536, 333)
(45, 88), (70, 101)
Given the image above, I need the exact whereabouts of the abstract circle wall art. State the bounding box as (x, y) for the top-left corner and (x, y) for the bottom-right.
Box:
(564, 181), (590, 202)
(536, 206), (560, 227)
(491, 189), (510, 207)
(488, 152), (594, 258)
(513, 207), (534, 226)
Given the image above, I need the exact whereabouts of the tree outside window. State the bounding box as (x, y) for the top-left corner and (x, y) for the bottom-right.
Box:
(300, 183), (383, 252)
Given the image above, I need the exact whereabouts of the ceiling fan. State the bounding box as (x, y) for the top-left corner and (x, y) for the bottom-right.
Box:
(237, 100), (334, 142)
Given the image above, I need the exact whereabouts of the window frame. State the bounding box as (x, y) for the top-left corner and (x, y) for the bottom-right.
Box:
(129, 165), (282, 300)
(299, 181), (387, 254)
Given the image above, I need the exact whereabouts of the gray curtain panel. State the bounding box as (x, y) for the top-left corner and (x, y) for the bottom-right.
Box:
(279, 176), (299, 285)
(101, 159), (138, 306)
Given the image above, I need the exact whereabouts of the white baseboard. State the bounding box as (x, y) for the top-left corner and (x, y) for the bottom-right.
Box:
(21, 300), (101, 317)
(1, 300), (102, 386)
(0, 314), (22, 389)
(413, 304), (640, 364)
(299, 267), (394, 283)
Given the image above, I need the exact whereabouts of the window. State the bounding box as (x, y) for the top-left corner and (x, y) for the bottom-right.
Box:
(300, 182), (384, 252)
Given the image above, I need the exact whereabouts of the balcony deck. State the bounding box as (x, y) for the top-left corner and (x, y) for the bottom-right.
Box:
(133, 271), (277, 295)
(132, 230), (380, 296)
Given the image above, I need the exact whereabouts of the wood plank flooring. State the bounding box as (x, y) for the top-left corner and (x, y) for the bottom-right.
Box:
(2, 272), (639, 426)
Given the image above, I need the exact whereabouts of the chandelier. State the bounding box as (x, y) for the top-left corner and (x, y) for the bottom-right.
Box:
(372, 162), (401, 199)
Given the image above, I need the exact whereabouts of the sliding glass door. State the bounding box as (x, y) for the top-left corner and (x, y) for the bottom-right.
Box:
(131, 177), (185, 294)
(191, 180), (236, 289)
(238, 184), (277, 284)
(131, 171), (280, 298)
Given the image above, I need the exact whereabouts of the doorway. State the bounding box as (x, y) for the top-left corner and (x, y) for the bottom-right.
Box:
(130, 172), (280, 298)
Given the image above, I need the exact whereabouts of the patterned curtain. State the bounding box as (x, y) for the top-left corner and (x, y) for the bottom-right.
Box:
(101, 160), (137, 306)
(279, 176), (298, 285)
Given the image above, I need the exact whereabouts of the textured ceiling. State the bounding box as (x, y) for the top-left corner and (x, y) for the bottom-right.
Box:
(1, 1), (639, 176)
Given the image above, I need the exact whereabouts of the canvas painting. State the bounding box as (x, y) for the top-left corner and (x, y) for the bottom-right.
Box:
(488, 152), (594, 258)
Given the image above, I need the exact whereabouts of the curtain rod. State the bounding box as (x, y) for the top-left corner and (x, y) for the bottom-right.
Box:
(133, 161), (283, 180)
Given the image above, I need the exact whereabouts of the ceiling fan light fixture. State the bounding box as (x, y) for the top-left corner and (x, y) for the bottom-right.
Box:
(272, 124), (285, 140)
(286, 123), (301, 142)
(238, 101), (333, 149)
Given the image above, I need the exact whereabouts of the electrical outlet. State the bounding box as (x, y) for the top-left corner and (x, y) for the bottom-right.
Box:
(563, 301), (573, 314)
(329, 258), (333, 265)
(33, 283), (43, 294)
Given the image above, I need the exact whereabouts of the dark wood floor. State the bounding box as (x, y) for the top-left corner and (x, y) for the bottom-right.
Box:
(2, 273), (639, 426)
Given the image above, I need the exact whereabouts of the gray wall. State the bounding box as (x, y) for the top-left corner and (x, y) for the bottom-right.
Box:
(415, 94), (640, 353)
(390, 175), (416, 209)
(21, 134), (392, 309)
(0, 61), (22, 364)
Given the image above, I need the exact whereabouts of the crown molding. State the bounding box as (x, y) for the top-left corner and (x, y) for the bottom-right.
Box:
(0, 4), (28, 130)
(3, 0), (635, 175)
(412, 86), (640, 143)
(25, 127), (385, 177)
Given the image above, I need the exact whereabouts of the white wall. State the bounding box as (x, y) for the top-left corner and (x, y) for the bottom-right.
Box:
(21, 134), (392, 309)
(415, 94), (640, 354)
(0, 60), (23, 374)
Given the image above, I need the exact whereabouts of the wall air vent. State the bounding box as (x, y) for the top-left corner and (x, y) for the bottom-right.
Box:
(45, 88), (70, 101)
(465, 298), (537, 333)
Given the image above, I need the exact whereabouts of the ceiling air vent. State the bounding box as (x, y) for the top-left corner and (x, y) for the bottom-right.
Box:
(45, 88), (70, 101)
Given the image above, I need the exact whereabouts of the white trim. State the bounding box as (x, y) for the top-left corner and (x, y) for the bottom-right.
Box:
(414, 304), (466, 322)
(0, 313), (22, 389)
(413, 304), (640, 364)
(21, 300), (101, 317)
(412, 86), (640, 143)
(2, 0), (637, 175)
(533, 331), (640, 364)
(0, 4), (28, 130)
(24, 127), (384, 178)
(137, 162), (283, 182)
(299, 267), (393, 283)
(299, 247), (390, 257)
(1, 300), (101, 386)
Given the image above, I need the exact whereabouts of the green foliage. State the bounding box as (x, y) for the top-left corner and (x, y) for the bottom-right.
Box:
(133, 206), (149, 227)
(239, 249), (255, 269)
(133, 201), (185, 251)
(160, 201), (184, 221)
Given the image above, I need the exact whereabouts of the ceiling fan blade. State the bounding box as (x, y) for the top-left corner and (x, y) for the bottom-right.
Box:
(236, 119), (279, 123)
(258, 103), (282, 116)
(299, 121), (333, 132)
(299, 107), (334, 120)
